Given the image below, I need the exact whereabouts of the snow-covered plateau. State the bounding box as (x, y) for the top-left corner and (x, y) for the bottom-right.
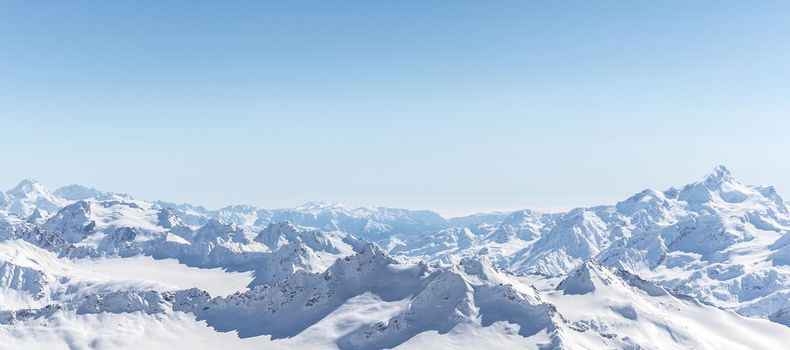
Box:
(2, 166), (790, 349)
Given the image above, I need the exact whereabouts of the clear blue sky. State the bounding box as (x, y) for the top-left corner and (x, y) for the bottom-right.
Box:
(2, 1), (789, 216)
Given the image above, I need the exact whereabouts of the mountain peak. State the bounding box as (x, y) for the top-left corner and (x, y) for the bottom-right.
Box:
(556, 261), (615, 295)
(359, 242), (387, 257)
(459, 256), (504, 283)
(672, 165), (744, 205)
(703, 165), (735, 184)
(16, 178), (39, 186)
(8, 179), (45, 197)
(255, 221), (301, 249)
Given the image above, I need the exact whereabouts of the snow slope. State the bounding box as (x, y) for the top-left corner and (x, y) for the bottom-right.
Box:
(543, 261), (790, 349)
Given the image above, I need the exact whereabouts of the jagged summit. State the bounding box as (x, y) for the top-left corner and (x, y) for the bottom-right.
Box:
(356, 241), (389, 259)
(697, 164), (741, 194)
(704, 164), (734, 183)
(667, 165), (788, 210)
(556, 260), (615, 295)
(616, 188), (670, 216)
(26, 208), (45, 224)
(192, 218), (247, 243)
(7, 179), (44, 196)
(254, 221), (302, 249)
(2, 179), (65, 217)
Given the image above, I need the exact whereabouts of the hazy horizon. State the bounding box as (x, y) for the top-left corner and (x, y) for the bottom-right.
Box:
(0, 164), (779, 218)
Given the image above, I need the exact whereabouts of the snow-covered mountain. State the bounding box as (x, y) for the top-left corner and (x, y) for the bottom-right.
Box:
(151, 201), (457, 239)
(1, 179), (67, 218)
(1, 166), (790, 349)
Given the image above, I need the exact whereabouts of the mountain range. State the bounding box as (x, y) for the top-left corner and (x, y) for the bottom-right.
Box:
(1, 166), (790, 349)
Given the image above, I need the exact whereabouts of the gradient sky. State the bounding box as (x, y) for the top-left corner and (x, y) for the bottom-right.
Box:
(2, 1), (790, 216)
